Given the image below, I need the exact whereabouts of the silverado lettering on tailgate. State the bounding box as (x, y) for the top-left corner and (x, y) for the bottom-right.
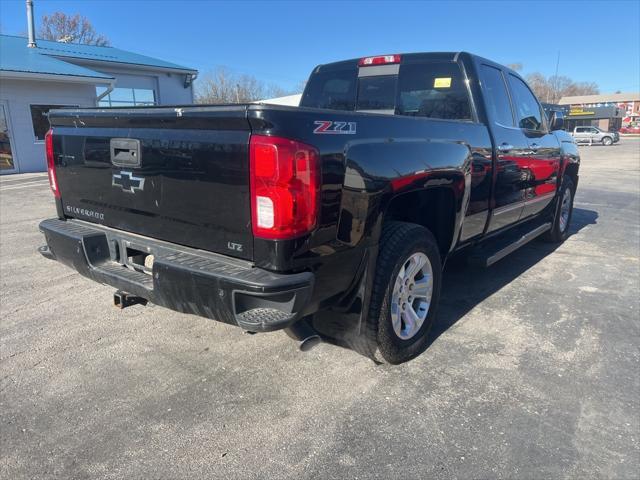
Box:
(65, 205), (105, 220)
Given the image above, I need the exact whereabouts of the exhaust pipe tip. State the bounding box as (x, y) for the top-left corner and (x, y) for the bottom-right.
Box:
(285, 316), (322, 352)
(298, 333), (322, 352)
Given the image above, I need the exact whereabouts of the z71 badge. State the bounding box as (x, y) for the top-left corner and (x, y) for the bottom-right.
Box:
(313, 120), (357, 135)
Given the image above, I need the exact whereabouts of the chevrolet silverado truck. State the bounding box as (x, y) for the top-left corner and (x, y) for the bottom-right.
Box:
(39, 52), (579, 364)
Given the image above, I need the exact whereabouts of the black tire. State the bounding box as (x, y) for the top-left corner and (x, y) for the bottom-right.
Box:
(602, 136), (613, 146)
(365, 222), (442, 364)
(543, 177), (575, 243)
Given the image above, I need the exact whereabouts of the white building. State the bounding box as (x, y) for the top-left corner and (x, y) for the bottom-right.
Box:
(0, 34), (197, 174)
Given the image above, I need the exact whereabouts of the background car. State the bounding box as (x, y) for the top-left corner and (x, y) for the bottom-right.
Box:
(619, 124), (640, 134)
(572, 126), (619, 145)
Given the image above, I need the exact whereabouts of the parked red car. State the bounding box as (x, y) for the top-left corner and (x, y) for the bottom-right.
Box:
(619, 124), (640, 134)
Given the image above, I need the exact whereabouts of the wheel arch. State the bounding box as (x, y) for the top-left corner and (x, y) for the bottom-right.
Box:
(382, 186), (459, 258)
(559, 139), (580, 190)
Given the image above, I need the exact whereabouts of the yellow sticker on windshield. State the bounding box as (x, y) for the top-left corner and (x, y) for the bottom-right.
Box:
(434, 77), (452, 88)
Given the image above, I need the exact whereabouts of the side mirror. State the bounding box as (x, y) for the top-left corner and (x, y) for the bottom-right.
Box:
(550, 110), (564, 131)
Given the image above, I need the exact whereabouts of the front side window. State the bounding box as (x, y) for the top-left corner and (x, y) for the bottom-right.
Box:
(508, 74), (544, 131)
(97, 87), (156, 107)
(397, 62), (472, 120)
(30, 104), (77, 141)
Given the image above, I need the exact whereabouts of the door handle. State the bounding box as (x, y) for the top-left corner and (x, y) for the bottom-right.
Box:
(497, 143), (514, 152)
(110, 138), (141, 167)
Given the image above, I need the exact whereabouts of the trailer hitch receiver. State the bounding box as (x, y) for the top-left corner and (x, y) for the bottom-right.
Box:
(114, 290), (147, 309)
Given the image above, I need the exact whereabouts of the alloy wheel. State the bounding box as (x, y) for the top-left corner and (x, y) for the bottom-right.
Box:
(390, 252), (433, 340)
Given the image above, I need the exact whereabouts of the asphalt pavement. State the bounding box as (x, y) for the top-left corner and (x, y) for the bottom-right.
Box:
(1, 139), (639, 479)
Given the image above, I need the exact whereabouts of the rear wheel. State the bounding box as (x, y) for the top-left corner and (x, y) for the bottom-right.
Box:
(543, 177), (575, 243)
(366, 222), (442, 364)
(602, 136), (613, 146)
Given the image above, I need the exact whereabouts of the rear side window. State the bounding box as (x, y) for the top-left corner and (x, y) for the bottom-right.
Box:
(356, 75), (397, 111)
(508, 74), (544, 131)
(479, 65), (514, 127)
(300, 67), (356, 110)
(397, 62), (471, 120)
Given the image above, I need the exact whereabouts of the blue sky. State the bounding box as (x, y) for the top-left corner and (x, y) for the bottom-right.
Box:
(1, 0), (639, 93)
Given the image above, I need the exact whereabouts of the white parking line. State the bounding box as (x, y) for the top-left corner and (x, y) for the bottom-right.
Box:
(0, 180), (50, 191)
(0, 175), (48, 185)
(0, 178), (49, 186)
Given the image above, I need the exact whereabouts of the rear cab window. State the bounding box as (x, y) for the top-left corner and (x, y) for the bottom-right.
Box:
(301, 57), (473, 121)
(356, 75), (397, 113)
(396, 62), (472, 120)
(300, 64), (357, 111)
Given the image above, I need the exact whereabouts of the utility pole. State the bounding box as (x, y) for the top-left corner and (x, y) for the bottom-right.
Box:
(553, 51), (560, 103)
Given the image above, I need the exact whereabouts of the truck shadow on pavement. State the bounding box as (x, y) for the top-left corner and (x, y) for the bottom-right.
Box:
(429, 207), (599, 347)
(314, 208), (598, 361)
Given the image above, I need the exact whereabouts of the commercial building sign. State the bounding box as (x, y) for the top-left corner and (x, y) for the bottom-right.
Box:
(569, 107), (595, 116)
(565, 105), (622, 119)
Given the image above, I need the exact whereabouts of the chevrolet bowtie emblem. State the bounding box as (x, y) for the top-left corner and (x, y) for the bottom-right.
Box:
(112, 171), (145, 193)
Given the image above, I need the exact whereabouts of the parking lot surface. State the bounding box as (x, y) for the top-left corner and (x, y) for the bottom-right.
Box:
(1, 139), (639, 479)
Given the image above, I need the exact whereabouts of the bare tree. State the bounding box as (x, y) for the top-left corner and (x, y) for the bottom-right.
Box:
(505, 62), (600, 103)
(195, 67), (296, 104)
(39, 12), (109, 46)
(560, 79), (599, 98)
(525, 72), (599, 103)
(295, 79), (308, 93)
(264, 85), (291, 99)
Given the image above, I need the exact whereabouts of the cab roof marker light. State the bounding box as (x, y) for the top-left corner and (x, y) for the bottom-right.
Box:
(358, 55), (402, 67)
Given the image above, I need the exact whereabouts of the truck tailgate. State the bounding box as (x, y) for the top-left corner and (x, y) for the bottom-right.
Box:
(49, 106), (253, 260)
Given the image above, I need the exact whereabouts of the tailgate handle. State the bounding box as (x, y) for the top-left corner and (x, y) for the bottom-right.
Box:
(110, 138), (141, 167)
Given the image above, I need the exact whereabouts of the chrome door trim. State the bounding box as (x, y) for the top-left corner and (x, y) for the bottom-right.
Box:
(524, 191), (555, 206)
(493, 200), (525, 216)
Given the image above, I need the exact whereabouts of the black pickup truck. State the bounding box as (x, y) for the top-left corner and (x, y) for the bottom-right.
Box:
(39, 52), (579, 364)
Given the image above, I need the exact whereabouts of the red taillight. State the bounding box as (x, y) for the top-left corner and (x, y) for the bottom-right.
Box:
(358, 54), (401, 67)
(45, 128), (60, 198)
(249, 135), (319, 240)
